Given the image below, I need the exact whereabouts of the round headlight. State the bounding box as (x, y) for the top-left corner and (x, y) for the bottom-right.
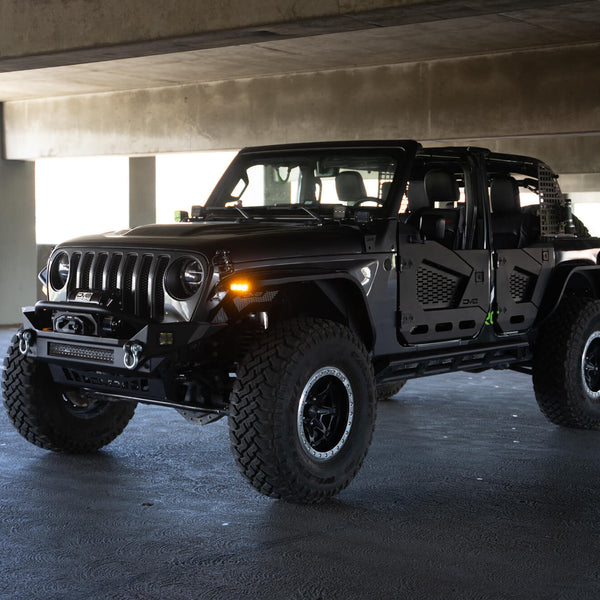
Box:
(180, 258), (204, 296)
(165, 257), (205, 300)
(50, 252), (70, 290)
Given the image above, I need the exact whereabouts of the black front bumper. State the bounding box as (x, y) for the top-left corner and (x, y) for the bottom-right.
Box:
(20, 302), (223, 403)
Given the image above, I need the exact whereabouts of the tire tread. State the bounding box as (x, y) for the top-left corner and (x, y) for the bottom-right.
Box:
(228, 318), (375, 503)
(533, 297), (600, 429)
(2, 331), (136, 452)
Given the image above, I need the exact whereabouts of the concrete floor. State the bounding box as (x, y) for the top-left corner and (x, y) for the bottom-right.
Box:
(1, 325), (600, 600)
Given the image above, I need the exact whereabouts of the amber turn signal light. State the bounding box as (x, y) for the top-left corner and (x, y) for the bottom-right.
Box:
(230, 281), (251, 293)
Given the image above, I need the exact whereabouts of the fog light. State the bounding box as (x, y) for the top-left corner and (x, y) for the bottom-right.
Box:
(159, 332), (174, 346)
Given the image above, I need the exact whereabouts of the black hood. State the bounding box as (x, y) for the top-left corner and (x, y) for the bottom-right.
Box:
(58, 221), (366, 263)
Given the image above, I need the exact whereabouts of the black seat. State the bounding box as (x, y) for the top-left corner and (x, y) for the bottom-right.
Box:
(406, 179), (429, 213)
(335, 171), (367, 204)
(407, 170), (463, 248)
(490, 176), (522, 248)
(381, 181), (392, 202)
(404, 180), (430, 230)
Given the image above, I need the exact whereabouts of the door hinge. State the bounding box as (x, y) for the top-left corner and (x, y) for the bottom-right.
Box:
(364, 235), (376, 252)
(492, 252), (506, 269)
(397, 257), (411, 272)
(396, 311), (413, 328)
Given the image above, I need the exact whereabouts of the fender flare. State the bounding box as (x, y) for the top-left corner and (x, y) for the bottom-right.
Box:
(537, 263), (600, 325)
(222, 268), (377, 350)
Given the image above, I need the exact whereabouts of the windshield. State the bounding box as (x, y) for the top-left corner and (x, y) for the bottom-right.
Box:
(206, 150), (400, 213)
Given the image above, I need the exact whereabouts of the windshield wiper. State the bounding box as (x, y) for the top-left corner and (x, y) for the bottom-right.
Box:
(231, 205), (252, 220)
(259, 204), (324, 223)
(197, 205), (253, 221)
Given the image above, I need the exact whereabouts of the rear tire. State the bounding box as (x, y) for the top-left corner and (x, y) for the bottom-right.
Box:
(533, 298), (600, 429)
(228, 318), (376, 503)
(2, 331), (137, 452)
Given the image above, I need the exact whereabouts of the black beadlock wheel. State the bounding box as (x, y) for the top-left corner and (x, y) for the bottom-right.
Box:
(1, 331), (137, 452)
(376, 381), (406, 402)
(228, 318), (376, 503)
(533, 297), (600, 429)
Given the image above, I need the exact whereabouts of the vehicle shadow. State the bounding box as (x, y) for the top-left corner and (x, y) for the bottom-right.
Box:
(2, 399), (600, 600)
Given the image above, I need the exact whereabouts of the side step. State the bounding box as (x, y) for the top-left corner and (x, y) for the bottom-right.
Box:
(375, 341), (531, 384)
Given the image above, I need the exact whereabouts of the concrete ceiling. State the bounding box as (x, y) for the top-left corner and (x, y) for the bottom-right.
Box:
(1, 0), (599, 102)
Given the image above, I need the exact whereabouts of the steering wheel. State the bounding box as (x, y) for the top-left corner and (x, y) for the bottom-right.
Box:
(353, 197), (383, 207)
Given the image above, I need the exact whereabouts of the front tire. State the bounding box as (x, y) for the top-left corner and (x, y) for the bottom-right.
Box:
(533, 298), (600, 429)
(2, 331), (137, 452)
(228, 318), (376, 503)
(376, 381), (406, 402)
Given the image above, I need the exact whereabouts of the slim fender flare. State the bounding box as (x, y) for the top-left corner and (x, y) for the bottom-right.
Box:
(537, 263), (600, 325)
(314, 278), (376, 351)
(222, 269), (377, 351)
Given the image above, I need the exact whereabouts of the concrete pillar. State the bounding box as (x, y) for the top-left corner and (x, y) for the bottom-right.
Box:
(0, 106), (36, 325)
(129, 156), (156, 228)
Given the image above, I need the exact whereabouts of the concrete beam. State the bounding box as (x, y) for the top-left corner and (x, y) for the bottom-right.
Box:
(559, 174), (600, 194)
(129, 157), (156, 227)
(4, 43), (599, 169)
(2, 2), (598, 103)
(429, 135), (600, 175)
(0, 0), (575, 72)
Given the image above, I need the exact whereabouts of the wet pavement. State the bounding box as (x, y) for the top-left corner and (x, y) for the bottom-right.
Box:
(1, 325), (600, 600)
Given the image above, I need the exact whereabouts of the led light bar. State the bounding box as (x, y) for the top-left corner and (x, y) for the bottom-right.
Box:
(48, 342), (114, 363)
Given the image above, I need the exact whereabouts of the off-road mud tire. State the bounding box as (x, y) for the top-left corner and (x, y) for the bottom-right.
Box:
(1, 331), (137, 452)
(533, 297), (600, 429)
(228, 318), (376, 503)
(376, 382), (406, 402)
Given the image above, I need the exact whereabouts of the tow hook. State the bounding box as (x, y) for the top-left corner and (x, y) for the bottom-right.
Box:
(123, 341), (144, 370)
(18, 330), (35, 356)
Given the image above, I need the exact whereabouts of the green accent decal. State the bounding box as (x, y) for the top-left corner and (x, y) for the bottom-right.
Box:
(485, 310), (498, 326)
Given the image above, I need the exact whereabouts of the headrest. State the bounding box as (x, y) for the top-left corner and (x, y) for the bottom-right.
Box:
(424, 170), (460, 206)
(490, 177), (520, 213)
(336, 171), (367, 203)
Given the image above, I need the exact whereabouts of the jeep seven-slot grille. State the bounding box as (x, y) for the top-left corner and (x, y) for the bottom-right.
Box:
(69, 251), (170, 320)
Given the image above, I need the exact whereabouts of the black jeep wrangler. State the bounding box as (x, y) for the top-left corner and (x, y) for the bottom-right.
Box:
(3, 140), (600, 503)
